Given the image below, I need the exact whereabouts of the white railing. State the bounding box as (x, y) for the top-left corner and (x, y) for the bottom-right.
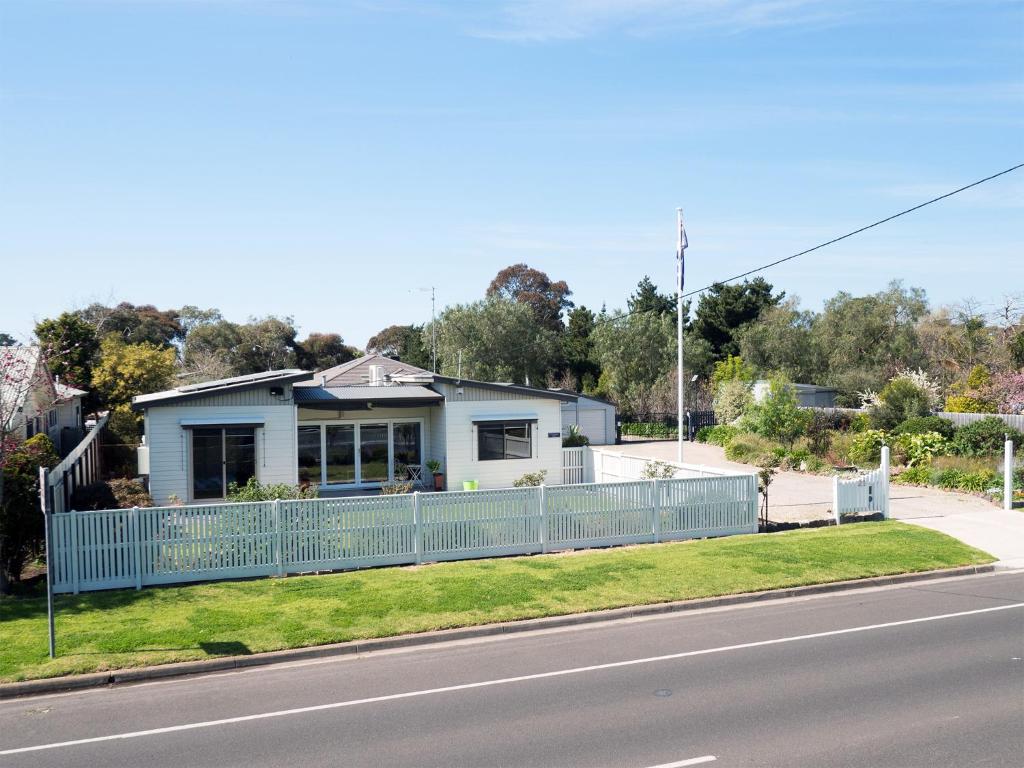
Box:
(48, 475), (759, 593)
(587, 447), (735, 483)
(47, 413), (109, 514)
(833, 446), (890, 523)
(562, 446), (585, 484)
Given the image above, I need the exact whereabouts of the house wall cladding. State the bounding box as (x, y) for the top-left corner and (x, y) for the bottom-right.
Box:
(442, 395), (564, 490)
(145, 402), (298, 505)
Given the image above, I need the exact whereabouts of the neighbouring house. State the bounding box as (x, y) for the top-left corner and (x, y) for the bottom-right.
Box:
(1, 345), (87, 455)
(752, 379), (838, 408)
(558, 392), (617, 445)
(132, 354), (578, 504)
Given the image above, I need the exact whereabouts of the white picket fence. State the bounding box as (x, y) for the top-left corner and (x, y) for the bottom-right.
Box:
(48, 475), (759, 593)
(832, 447), (890, 523)
(562, 447), (585, 484)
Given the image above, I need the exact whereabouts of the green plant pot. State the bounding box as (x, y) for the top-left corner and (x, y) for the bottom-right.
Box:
(462, 480), (479, 491)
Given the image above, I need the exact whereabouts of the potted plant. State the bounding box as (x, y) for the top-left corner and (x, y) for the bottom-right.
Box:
(426, 459), (444, 491)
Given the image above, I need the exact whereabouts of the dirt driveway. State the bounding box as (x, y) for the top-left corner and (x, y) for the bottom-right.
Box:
(596, 440), (1024, 568)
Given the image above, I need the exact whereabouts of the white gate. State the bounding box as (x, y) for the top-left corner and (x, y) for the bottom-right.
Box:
(833, 446), (889, 523)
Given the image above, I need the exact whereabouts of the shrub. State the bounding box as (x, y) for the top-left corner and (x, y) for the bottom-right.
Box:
(699, 424), (738, 447)
(951, 417), (1024, 457)
(226, 477), (319, 501)
(621, 422), (677, 439)
(380, 480), (414, 495)
(849, 413), (870, 433)
(713, 379), (753, 424)
(894, 465), (931, 485)
(694, 426), (714, 443)
(944, 395), (997, 414)
(724, 433), (779, 465)
(892, 415), (955, 440)
(867, 378), (934, 430)
(847, 429), (887, 466)
(710, 355), (755, 391)
(1, 434), (59, 584)
(747, 377), (811, 448)
(894, 431), (948, 467)
(513, 469), (548, 487)
(640, 460), (676, 480)
(561, 424), (590, 447)
(805, 413), (834, 457)
(72, 478), (153, 510)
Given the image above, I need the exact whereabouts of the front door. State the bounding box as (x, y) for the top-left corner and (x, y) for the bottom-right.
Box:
(192, 427), (256, 500)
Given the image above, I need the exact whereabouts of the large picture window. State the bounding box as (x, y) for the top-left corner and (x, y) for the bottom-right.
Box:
(477, 421), (532, 461)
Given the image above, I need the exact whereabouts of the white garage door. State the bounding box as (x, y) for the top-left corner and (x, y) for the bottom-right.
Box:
(579, 408), (607, 445)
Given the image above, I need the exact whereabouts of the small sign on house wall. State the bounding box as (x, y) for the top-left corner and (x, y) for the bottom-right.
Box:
(547, 432), (561, 438)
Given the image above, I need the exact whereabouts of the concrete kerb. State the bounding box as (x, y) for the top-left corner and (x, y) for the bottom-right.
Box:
(0, 563), (996, 700)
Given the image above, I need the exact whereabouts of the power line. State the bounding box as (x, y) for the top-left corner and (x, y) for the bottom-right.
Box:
(679, 162), (1024, 300)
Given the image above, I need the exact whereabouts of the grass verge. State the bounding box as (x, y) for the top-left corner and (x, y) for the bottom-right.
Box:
(0, 521), (993, 683)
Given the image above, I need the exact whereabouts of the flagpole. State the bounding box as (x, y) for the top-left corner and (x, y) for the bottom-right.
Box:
(676, 208), (685, 464)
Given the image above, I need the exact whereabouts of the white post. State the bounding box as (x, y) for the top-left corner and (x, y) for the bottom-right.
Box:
(652, 478), (661, 543)
(273, 499), (283, 576)
(538, 485), (547, 554)
(413, 491), (423, 564)
(676, 207), (685, 464)
(70, 509), (80, 595)
(131, 506), (142, 590)
(880, 445), (891, 519)
(1006, 439), (1014, 512)
(832, 476), (841, 526)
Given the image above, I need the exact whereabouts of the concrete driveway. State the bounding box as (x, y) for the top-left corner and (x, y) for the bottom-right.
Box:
(598, 440), (1024, 568)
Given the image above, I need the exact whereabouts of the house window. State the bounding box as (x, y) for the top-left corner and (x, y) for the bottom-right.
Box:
(26, 418), (35, 438)
(47, 409), (57, 428)
(477, 421), (532, 461)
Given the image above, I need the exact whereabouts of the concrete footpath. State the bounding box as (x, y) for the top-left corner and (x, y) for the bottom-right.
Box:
(604, 441), (1024, 568)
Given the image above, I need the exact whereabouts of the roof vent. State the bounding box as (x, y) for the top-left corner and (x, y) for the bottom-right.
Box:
(368, 364), (383, 386)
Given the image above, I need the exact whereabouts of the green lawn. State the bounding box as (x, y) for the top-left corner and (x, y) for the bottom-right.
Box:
(0, 522), (993, 683)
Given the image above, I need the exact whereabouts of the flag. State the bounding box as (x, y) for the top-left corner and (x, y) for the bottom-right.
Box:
(676, 210), (688, 294)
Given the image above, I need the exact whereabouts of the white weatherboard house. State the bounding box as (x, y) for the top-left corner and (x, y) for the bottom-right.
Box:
(133, 355), (577, 504)
(1, 345), (87, 455)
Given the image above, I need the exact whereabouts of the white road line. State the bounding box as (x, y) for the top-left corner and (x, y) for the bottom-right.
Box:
(646, 756), (717, 767)
(2, 602), (1021, 756)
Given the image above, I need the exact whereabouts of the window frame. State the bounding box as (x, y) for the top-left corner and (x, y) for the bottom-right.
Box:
(476, 420), (534, 462)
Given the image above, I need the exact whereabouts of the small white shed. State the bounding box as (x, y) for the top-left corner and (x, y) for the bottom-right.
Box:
(561, 394), (617, 446)
(752, 380), (838, 408)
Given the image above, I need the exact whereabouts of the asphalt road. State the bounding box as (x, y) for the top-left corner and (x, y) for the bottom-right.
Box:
(2, 572), (1022, 768)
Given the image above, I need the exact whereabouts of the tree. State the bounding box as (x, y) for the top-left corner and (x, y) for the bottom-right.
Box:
(592, 311), (675, 418)
(178, 305), (223, 337)
(431, 298), (559, 385)
(714, 379), (753, 424)
(366, 324), (431, 370)
(1, 434), (57, 587)
(563, 306), (600, 391)
(34, 312), (100, 391)
(0, 333), (15, 346)
(812, 281), (929, 403)
(627, 276), (675, 317)
(184, 319), (243, 372)
(692, 278), (782, 362)
(748, 377), (811, 448)
(737, 299), (823, 384)
(296, 333), (359, 371)
(79, 302), (183, 347)
(91, 336), (176, 439)
(233, 316), (299, 374)
(486, 263), (573, 332)
(711, 355), (756, 392)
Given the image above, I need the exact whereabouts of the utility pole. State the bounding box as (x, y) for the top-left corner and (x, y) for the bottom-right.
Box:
(676, 208), (688, 464)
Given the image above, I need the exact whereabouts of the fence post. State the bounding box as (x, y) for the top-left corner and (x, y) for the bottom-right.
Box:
(413, 492), (423, 564)
(1006, 439), (1015, 512)
(70, 509), (80, 595)
(652, 478), (661, 543)
(273, 499), (283, 576)
(832, 477), (841, 526)
(880, 445), (891, 519)
(131, 506), (142, 590)
(538, 485), (548, 554)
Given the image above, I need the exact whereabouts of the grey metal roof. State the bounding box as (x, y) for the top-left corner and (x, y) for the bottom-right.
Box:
(132, 369), (312, 410)
(433, 375), (577, 402)
(294, 385), (442, 405)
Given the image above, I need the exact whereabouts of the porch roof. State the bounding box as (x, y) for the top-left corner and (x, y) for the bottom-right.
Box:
(293, 384), (443, 409)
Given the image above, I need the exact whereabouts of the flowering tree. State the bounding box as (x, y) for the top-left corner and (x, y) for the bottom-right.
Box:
(988, 371), (1024, 414)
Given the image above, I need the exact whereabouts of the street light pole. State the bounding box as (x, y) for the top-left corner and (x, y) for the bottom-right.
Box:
(676, 208), (687, 464)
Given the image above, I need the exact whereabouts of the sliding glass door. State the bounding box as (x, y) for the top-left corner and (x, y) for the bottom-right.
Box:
(192, 427), (256, 500)
(297, 420), (423, 487)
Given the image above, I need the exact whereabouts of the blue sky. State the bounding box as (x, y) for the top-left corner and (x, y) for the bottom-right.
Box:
(1, 0), (1021, 347)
